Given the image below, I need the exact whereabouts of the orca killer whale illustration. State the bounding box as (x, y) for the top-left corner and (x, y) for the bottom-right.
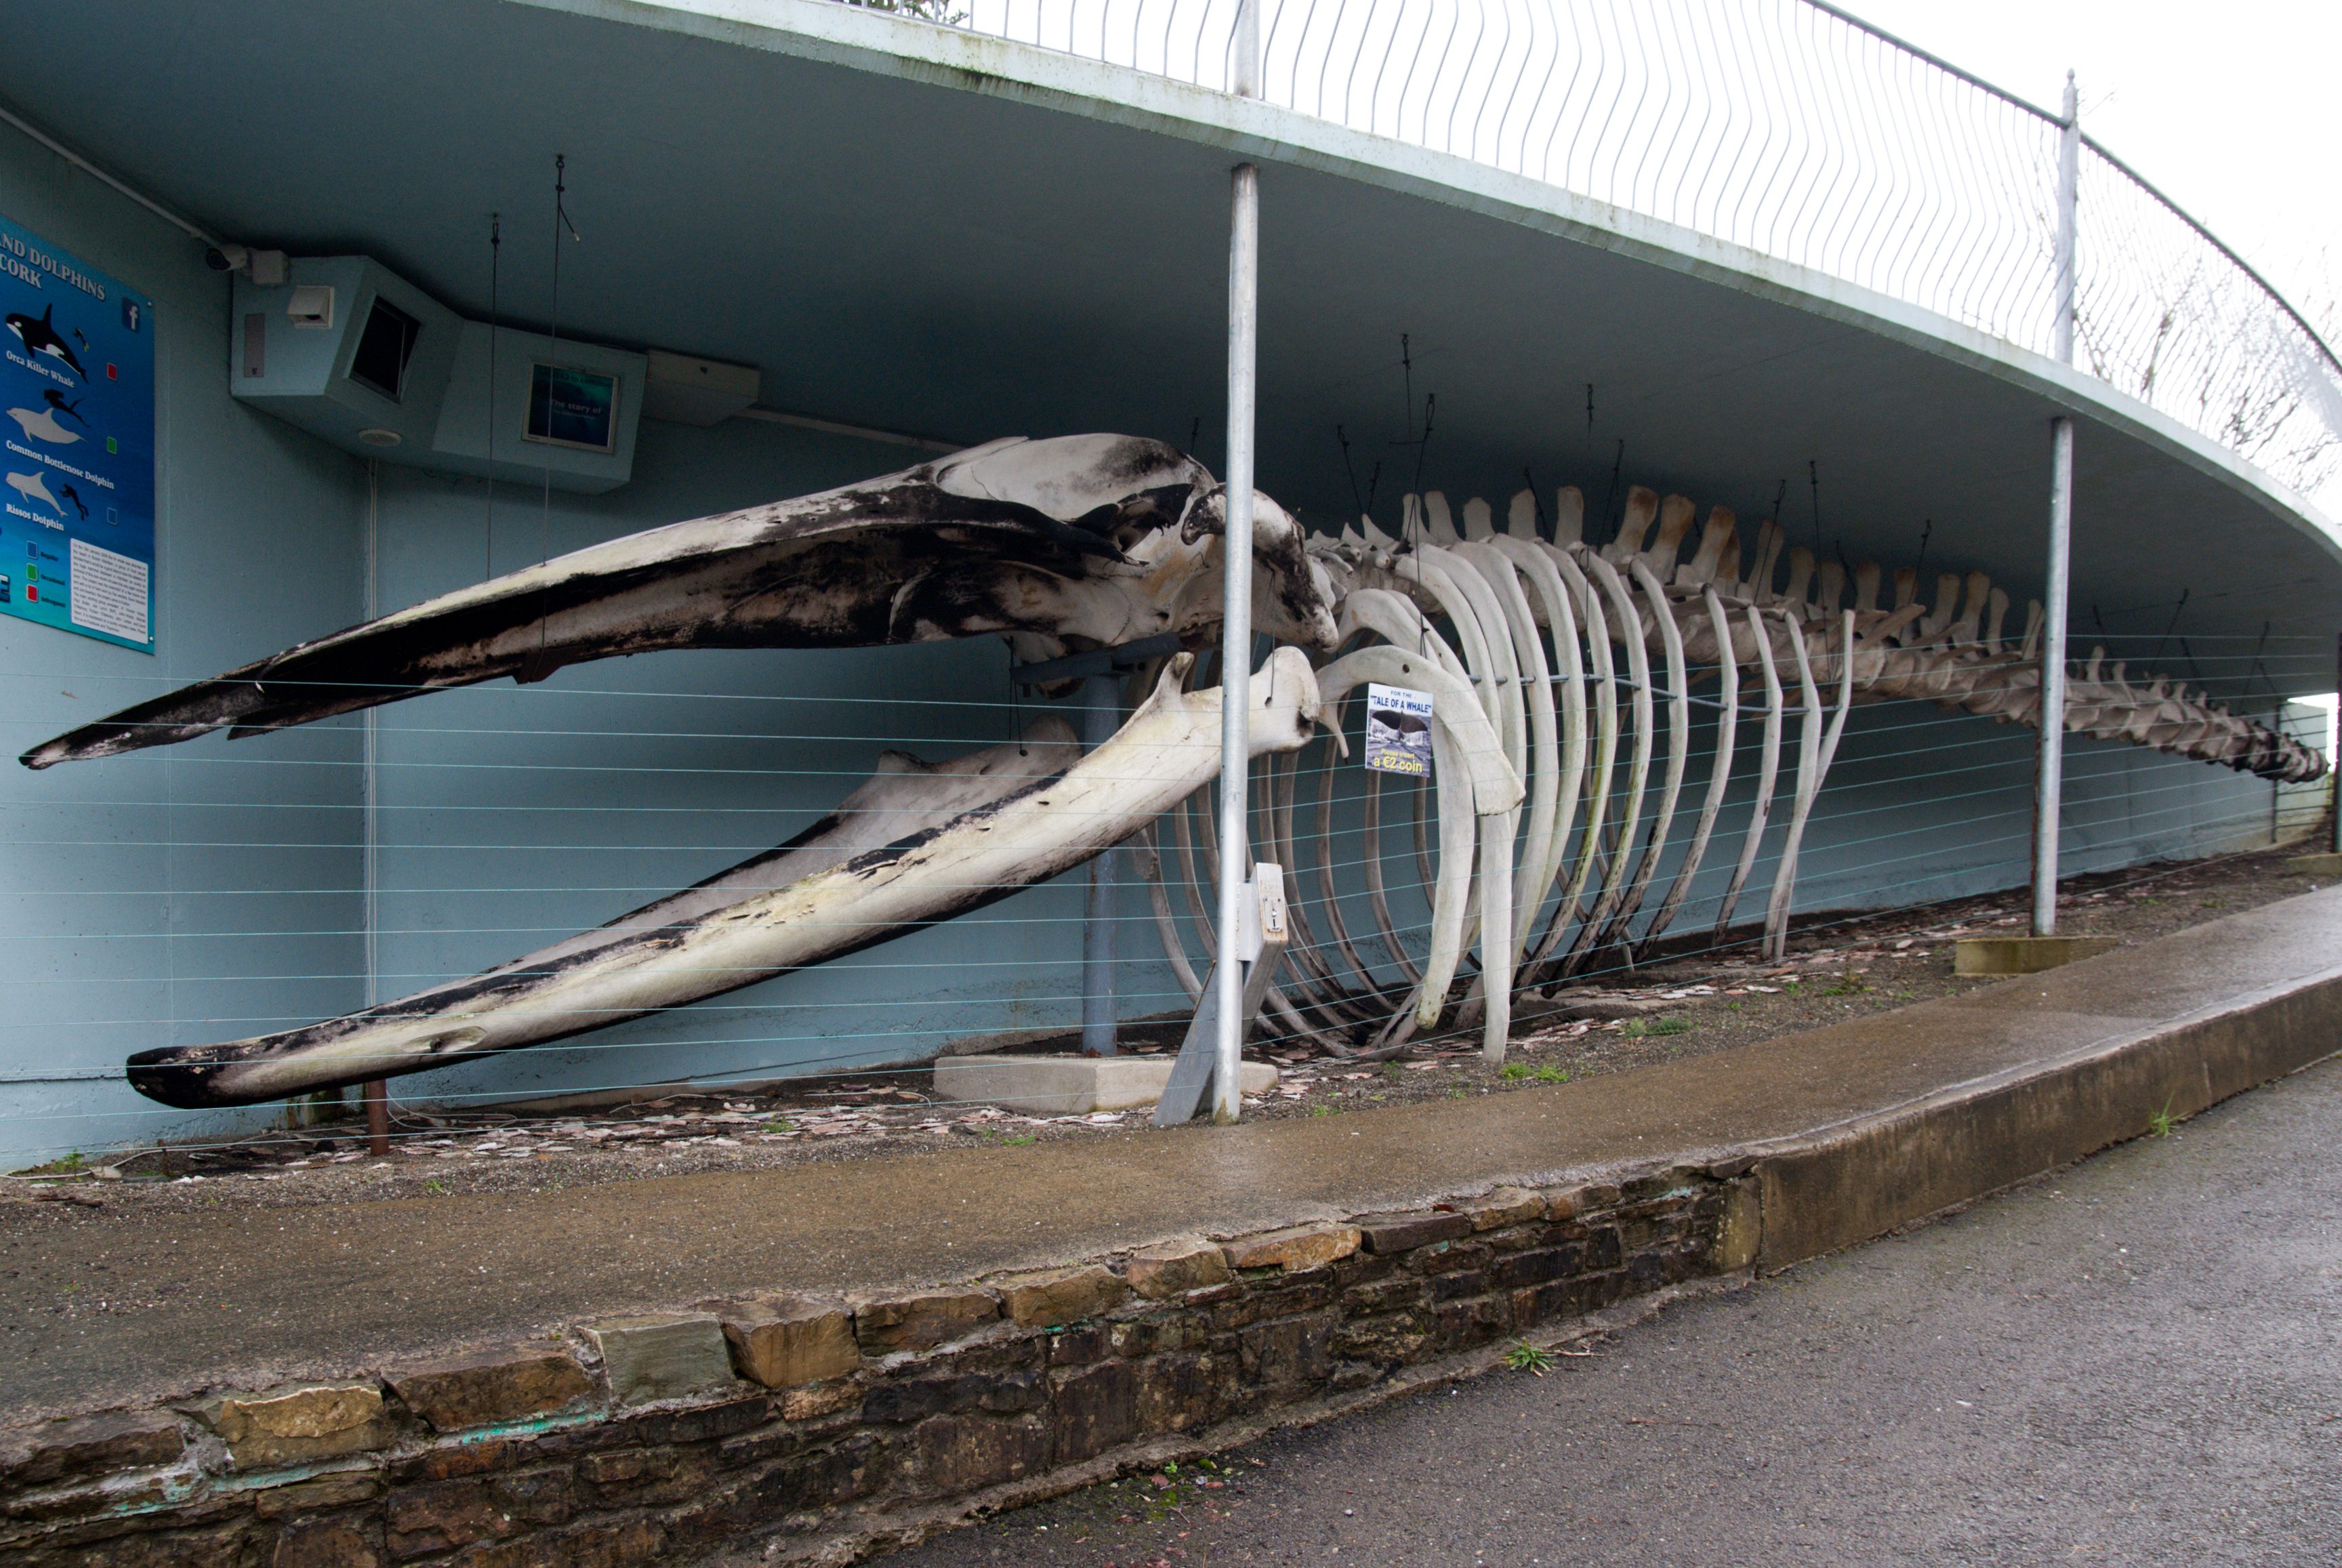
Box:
(5, 306), (86, 379)
(6, 470), (62, 513)
(43, 390), (87, 427)
(57, 482), (87, 520)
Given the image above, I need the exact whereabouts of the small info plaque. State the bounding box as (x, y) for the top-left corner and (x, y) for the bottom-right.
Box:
(1363, 682), (1433, 777)
(67, 536), (149, 644)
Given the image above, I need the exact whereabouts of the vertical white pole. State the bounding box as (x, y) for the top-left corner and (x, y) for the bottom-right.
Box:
(362, 459), (388, 1152)
(1214, 0), (1261, 1123)
(363, 460), (380, 1009)
(2034, 72), (2079, 938)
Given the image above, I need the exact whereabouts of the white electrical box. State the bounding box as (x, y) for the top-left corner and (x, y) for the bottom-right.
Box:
(642, 350), (759, 427)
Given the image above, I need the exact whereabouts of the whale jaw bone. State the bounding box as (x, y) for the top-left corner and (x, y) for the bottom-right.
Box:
(22, 434), (1337, 770)
(125, 651), (1322, 1109)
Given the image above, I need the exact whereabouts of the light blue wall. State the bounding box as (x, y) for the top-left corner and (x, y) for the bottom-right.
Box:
(0, 116), (2290, 1164)
(0, 123), (367, 1166)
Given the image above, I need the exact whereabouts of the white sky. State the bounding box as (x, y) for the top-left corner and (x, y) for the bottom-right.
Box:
(1845, 0), (2341, 333)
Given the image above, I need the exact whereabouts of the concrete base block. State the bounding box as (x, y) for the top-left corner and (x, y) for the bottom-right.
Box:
(934, 1054), (1279, 1115)
(1953, 935), (2118, 977)
(2286, 852), (2342, 878)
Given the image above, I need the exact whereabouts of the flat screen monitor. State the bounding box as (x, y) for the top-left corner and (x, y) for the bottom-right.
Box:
(526, 363), (619, 453)
(347, 297), (421, 403)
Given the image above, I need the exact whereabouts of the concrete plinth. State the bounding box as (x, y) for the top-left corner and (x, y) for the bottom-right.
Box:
(1953, 934), (2119, 976)
(934, 1054), (1279, 1115)
(2286, 852), (2342, 878)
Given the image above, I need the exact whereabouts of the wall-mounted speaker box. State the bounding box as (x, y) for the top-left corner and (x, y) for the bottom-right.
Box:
(232, 257), (462, 452)
(230, 256), (656, 494)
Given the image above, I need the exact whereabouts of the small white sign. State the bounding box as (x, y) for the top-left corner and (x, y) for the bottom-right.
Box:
(68, 536), (150, 644)
(1364, 682), (1433, 777)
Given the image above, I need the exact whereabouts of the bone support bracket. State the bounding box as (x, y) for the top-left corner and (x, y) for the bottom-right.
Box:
(1153, 864), (1287, 1126)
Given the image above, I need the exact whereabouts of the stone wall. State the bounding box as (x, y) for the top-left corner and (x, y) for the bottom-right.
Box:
(1, 1163), (1757, 1567)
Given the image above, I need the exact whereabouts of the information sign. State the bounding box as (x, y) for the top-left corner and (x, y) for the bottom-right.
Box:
(1364, 682), (1434, 777)
(0, 212), (155, 651)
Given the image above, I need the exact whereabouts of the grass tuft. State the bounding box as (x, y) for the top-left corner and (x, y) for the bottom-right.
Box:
(1504, 1339), (1557, 1374)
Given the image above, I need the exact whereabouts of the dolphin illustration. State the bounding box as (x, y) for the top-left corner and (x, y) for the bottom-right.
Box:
(6, 406), (81, 445)
(6, 470), (61, 513)
(70, 327), (88, 351)
(43, 390), (87, 427)
(57, 482), (87, 520)
(5, 306), (85, 379)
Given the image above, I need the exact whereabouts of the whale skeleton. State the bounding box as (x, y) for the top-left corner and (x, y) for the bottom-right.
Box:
(1131, 480), (2325, 1068)
(21, 438), (2324, 1107)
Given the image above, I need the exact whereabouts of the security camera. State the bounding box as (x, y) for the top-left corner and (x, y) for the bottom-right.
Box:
(206, 246), (289, 286)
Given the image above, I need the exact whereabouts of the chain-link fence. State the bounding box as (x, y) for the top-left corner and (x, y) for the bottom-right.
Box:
(935, 0), (2342, 497)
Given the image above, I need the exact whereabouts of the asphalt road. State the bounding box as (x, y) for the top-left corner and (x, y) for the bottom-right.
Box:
(886, 1054), (2342, 1567)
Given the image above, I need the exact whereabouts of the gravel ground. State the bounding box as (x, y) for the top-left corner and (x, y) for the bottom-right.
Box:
(9, 833), (2326, 1217)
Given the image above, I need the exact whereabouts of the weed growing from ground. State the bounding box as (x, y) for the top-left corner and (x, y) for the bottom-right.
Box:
(1504, 1339), (1557, 1374)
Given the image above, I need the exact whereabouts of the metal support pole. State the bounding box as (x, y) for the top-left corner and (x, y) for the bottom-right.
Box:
(361, 457), (390, 1155)
(1213, 0), (1261, 1125)
(2034, 419), (2073, 935)
(1080, 672), (1120, 1056)
(2033, 72), (2080, 940)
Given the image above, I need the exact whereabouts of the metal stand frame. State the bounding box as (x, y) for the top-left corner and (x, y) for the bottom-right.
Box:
(1212, 0), (1263, 1123)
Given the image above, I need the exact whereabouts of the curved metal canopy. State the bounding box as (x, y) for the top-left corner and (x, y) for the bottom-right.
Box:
(7, 0), (2335, 686)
